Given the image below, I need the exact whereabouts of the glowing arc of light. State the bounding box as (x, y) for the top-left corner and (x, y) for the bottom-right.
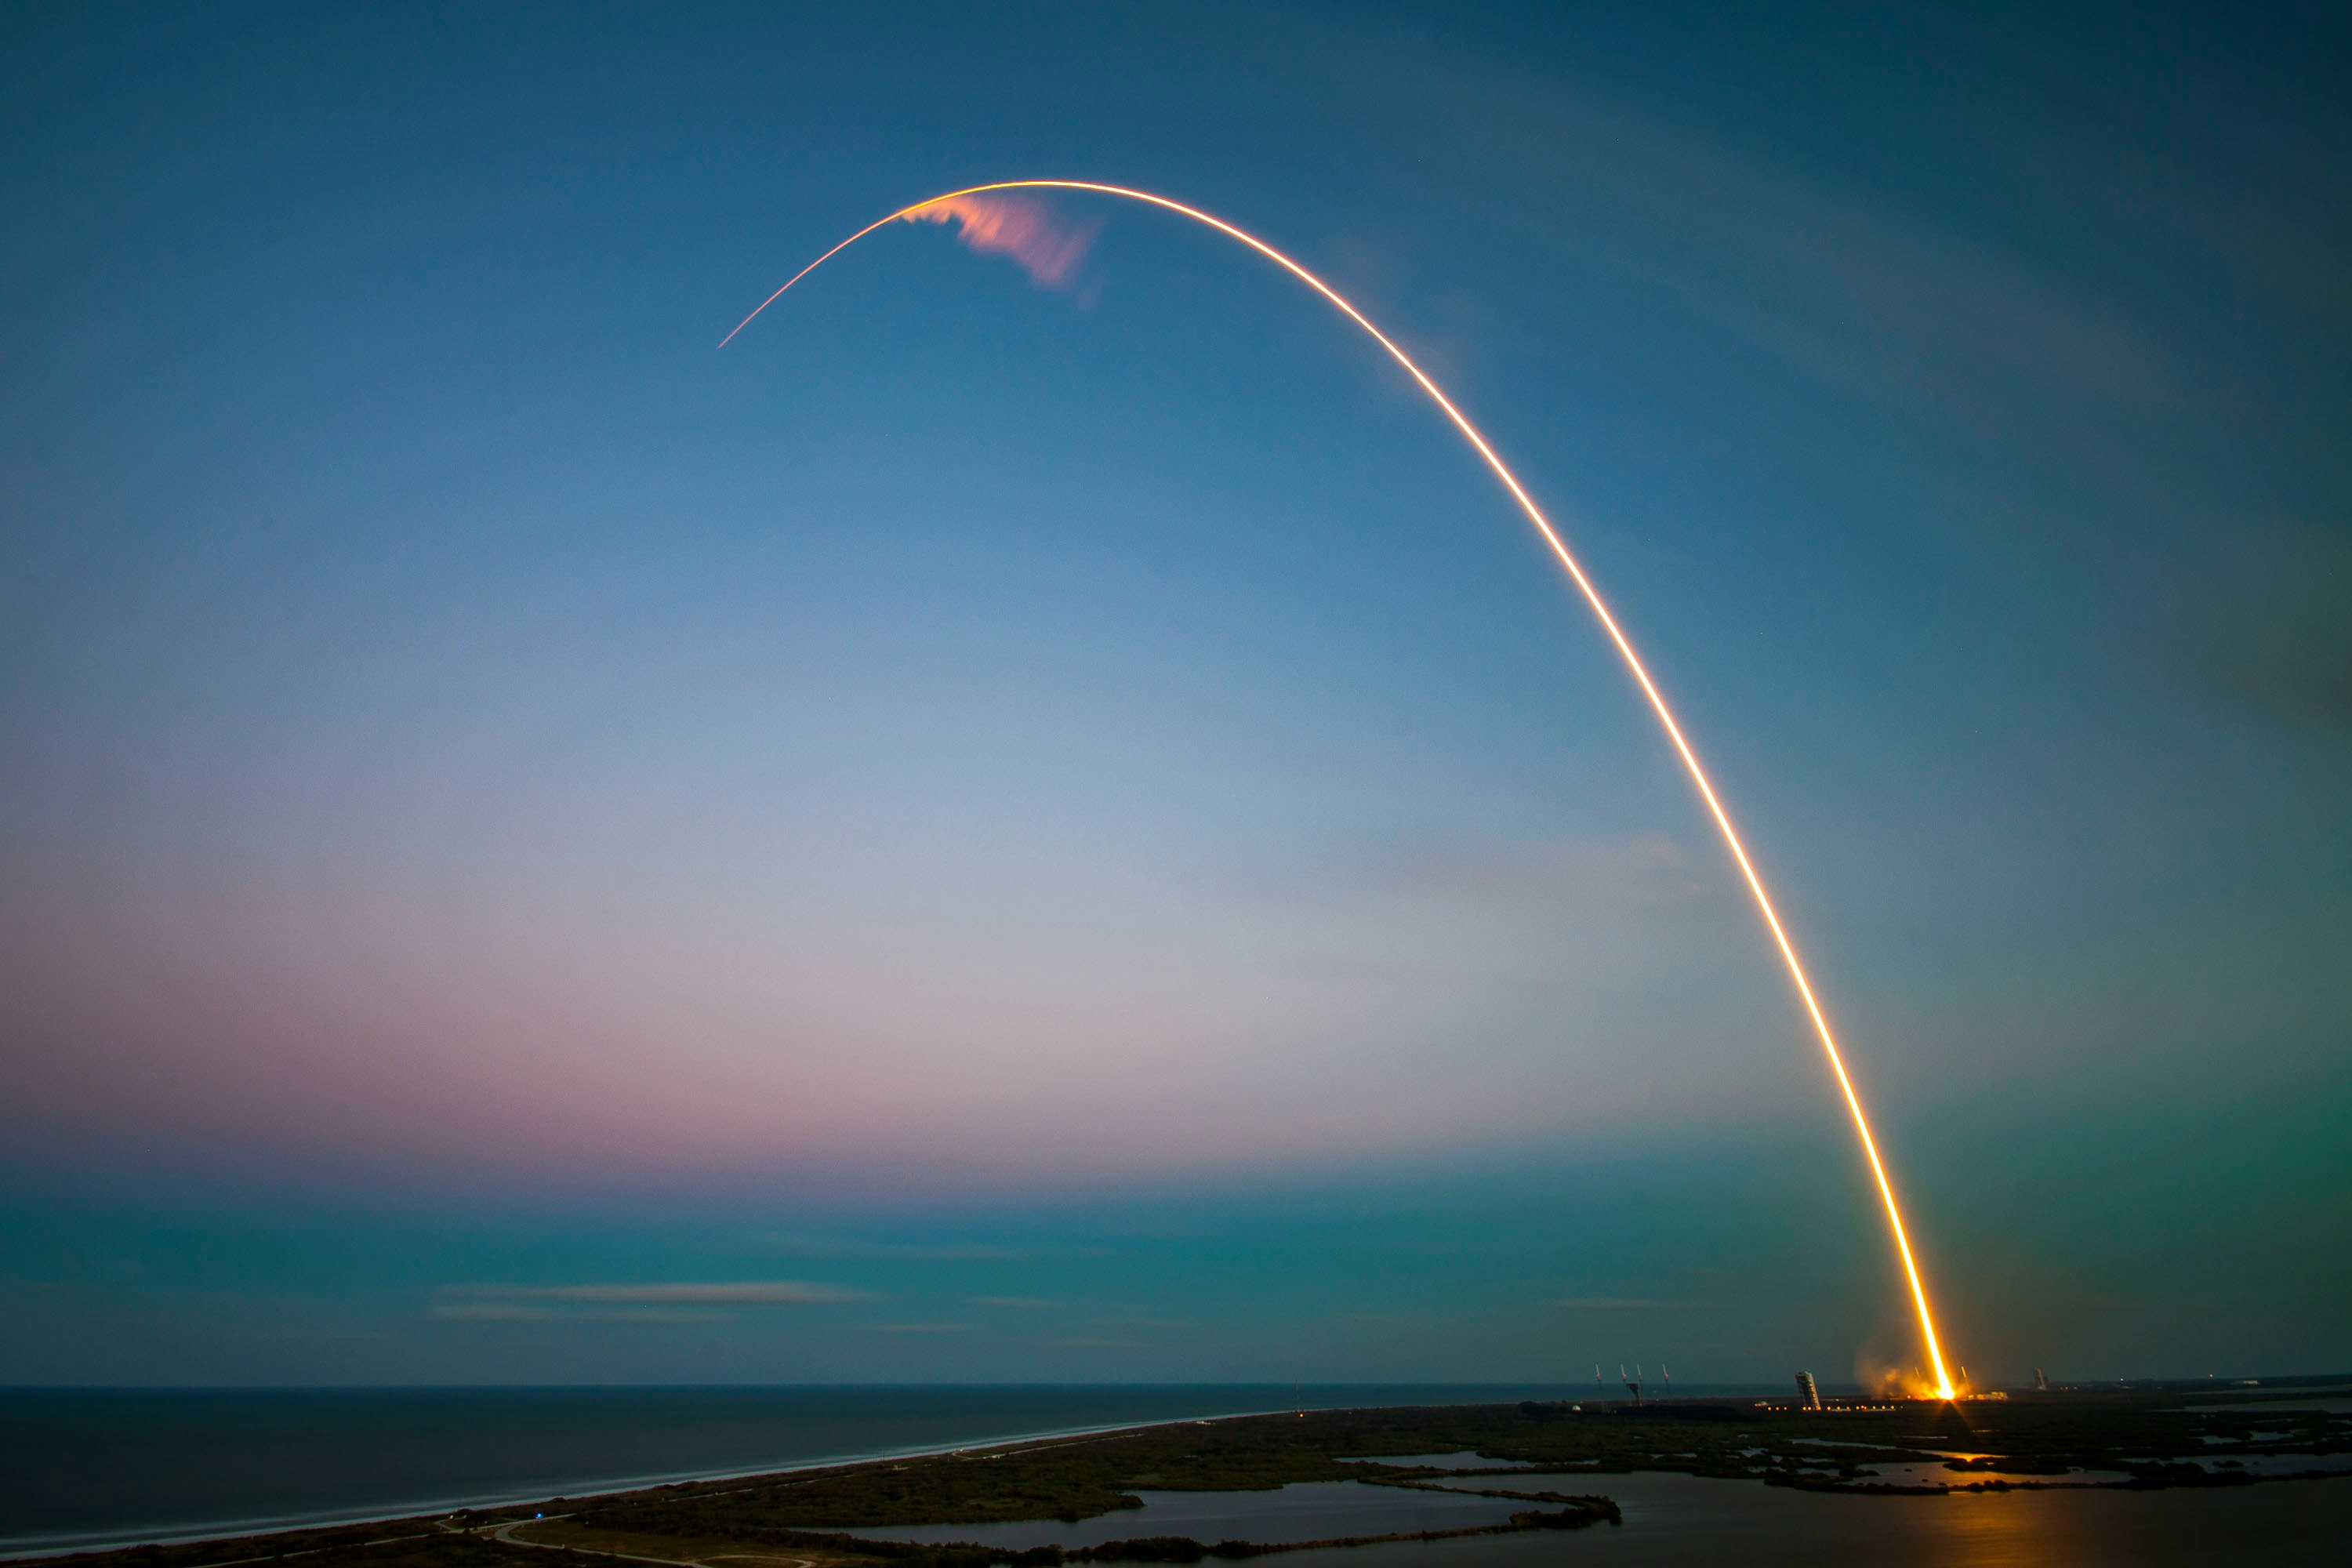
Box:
(722, 180), (1959, 1400)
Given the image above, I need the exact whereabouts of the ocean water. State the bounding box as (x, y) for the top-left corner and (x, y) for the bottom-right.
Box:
(0, 1383), (1591, 1556)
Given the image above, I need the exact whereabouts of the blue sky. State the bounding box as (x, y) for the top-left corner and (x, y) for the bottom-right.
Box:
(2, 2), (2346, 1385)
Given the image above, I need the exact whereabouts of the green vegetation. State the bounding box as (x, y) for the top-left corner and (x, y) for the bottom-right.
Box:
(31, 1390), (2348, 1568)
(38, 1523), (568, 1568)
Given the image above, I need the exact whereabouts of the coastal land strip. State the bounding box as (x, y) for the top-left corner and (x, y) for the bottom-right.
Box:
(24, 1381), (2350, 1568)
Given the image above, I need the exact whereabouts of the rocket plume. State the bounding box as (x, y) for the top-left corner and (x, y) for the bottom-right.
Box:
(720, 180), (1963, 1400)
(902, 192), (1098, 289)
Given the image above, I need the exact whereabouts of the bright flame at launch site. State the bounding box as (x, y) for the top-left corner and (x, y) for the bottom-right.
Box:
(723, 180), (1962, 1401)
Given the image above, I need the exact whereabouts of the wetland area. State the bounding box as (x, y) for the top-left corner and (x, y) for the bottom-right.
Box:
(16, 1382), (2347, 1568)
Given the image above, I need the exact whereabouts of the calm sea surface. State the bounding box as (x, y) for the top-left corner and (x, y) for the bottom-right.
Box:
(0, 1384), (1584, 1556)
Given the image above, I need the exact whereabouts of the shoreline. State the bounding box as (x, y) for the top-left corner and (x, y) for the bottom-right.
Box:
(12, 1385), (2343, 1565)
(0, 1398), (1356, 1562)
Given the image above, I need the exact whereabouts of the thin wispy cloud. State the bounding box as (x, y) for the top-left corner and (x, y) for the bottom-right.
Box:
(1397, 47), (2188, 423)
(757, 1233), (1021, 1262)
(1553, 1297), (1710, 1311)
(2146, 523), (2352, 737)
(1086, 1316), (1188, 1332)
(431, 1299), (739, 1324)
(1300, 831), (1706, 913)
(529, 1280), (862, 1305)
(452, 1280), (864, 1307)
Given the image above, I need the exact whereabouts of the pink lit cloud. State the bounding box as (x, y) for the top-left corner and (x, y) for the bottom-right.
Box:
(902, 193), (1100, 289)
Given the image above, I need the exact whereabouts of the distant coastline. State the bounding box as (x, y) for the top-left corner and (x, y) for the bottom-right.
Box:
(2, 1403), (1282, 1559)
(0, 1385), (1650, 1559)
(10, 1381), (2347, 1568)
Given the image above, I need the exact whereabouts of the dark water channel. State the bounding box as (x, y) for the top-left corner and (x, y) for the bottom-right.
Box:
(836, 1479), (1526, 1551)
(850, 1470), (2351, 1566)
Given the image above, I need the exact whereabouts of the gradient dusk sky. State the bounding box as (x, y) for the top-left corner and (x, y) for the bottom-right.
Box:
(2, 2), (2346, 1387)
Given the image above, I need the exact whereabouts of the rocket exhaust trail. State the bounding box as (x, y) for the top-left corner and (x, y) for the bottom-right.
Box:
(722, 180), (1961, 1400)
